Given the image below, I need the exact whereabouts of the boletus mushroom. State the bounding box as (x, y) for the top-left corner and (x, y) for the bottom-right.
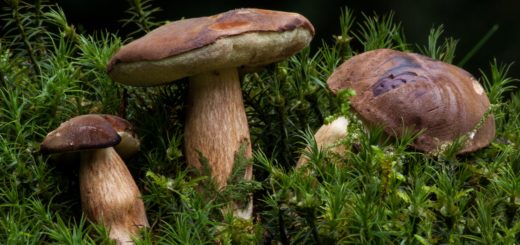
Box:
(327, 48), (495, 154)
(40, 114), (148, 244)
(296, 116), (349, 167)
(106, 8), (314, 219)
(105, 114), (141, 159)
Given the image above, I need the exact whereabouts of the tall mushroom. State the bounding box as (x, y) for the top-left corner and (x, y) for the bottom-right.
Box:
(327, 49), (495, 154)
(106, 8), (314, 218)
(40, 114), (148, 244)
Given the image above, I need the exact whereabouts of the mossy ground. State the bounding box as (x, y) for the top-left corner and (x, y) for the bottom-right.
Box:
(0, 1), (519, 244)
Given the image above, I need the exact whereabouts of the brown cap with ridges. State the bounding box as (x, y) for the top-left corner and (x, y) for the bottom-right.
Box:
(327, 49), (495, 154)
(40, 114), (121, 154)
(107, 8), (315, 86)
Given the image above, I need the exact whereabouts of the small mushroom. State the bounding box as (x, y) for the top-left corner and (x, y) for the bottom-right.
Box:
(296, 116), (349, 167)
(103, 114), (141, 159)
(40, 114), (148, 244)
(327, 49), (495, 154)
(107, 8), (314, 219)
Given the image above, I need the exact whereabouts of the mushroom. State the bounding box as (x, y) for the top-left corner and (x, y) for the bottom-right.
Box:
(296, 116), (349, 167)
(40, 114), (148, 244)
(106, 8), (315, 218)
(327, 49), (495, 154)
(103, 114), (141, 159)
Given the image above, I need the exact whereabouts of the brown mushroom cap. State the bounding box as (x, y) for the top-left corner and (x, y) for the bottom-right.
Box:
(327, 49), (495, 154)
(99, 114), (140, 158)
(107, 8), (315, 86)
(40, 115), (121, 154)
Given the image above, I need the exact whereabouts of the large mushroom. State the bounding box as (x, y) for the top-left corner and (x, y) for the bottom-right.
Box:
(106, 8), (314, 218)
(327, 49), (495, 154)
(40, 114), (148, 244)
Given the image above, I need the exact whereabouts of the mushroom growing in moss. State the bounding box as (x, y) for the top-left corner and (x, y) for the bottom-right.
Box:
(107, 8), (315, 219)
(327, 49), (495, 154)
(40, 114), (148, 244)
(296, 116), (349, 167)
(104, 114), (141, 159)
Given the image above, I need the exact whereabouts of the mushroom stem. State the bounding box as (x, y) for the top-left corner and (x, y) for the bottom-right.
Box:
(296, 116), (349, 168)
(79, 147), (149, 244)
(185, 68), (253, 219)
(185, 68), (253, 187)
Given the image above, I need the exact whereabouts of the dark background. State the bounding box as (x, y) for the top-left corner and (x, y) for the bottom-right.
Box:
(55, 0), (519, 79)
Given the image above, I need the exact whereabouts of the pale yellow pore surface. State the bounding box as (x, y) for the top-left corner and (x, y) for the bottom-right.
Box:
(114, 131), (140, 159)
(296, 116), (349, 168)
(80, 147), (148, 244)
(109, 27), (313, 86)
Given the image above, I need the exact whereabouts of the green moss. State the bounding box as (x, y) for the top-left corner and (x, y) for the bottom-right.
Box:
(0, 1), (518, 244)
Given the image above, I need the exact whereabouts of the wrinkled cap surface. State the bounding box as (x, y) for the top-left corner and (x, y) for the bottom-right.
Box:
(327, 48), (495, 154)
(107, 8), (315, 86)
(40, 114), (122, 154)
